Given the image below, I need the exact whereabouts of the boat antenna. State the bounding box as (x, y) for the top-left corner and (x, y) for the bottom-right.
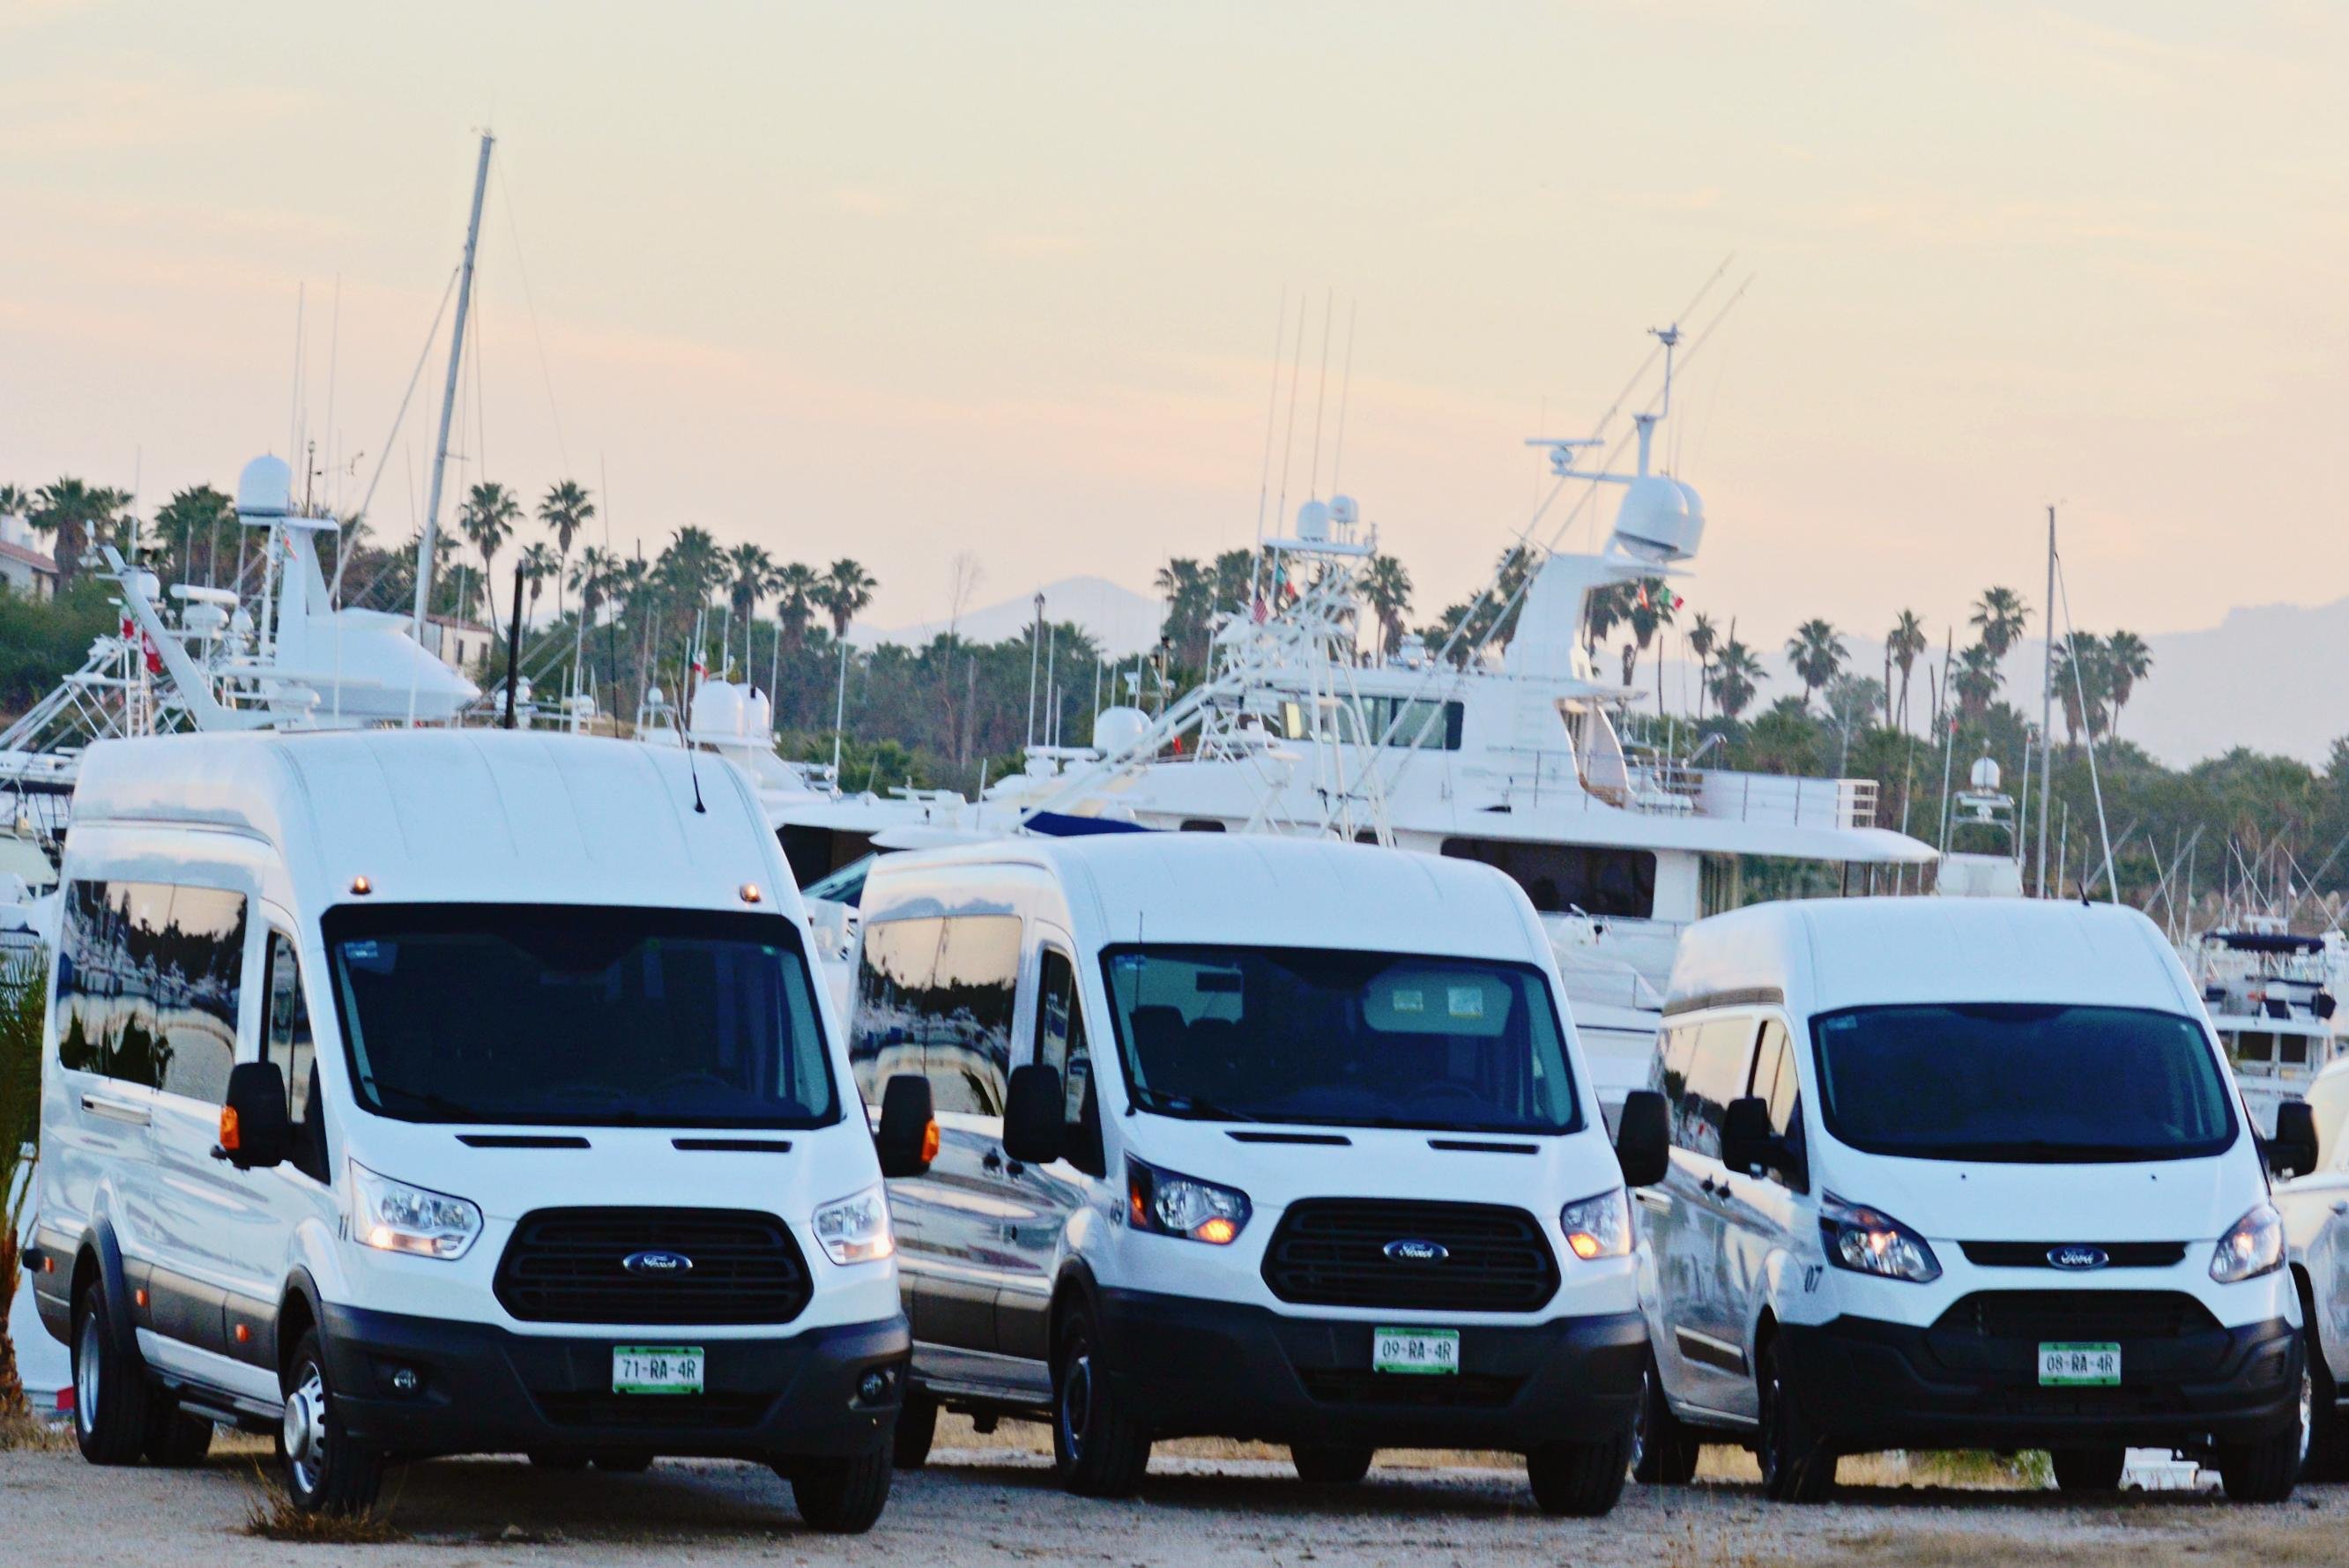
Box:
(2051, 542), (2115, 900)
(1330, 298), (1359, 496)
(414, 130), (494, 637)
(2034, 504), (2056, 895)
(1248, 288), (1289, 609)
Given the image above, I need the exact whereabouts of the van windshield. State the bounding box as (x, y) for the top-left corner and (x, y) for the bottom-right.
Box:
(1810, 1003), (2236, 1163)
(1098, 945), (1581, 1134)
(323, 903), (840, 1129)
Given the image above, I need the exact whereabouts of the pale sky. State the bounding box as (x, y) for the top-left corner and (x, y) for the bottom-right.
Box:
(6, 0), (2345, 660)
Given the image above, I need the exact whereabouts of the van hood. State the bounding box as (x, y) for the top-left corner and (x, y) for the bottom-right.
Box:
(1825, 1146), (2262, 1245)
(1122, 1117), (1623, 1215)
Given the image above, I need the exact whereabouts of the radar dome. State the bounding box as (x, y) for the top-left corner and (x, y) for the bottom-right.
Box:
(235, 455), (293, 518)
(690, 679), (769, 741)
(1091, 704), (1150, 757)
(1295, 499), (1330, 541)
(1611, 473), (1706, 564)
(1968, 754), (2003, 792)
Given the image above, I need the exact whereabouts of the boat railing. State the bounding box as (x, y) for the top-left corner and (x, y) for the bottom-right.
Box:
(1489, 748), (1879, 829)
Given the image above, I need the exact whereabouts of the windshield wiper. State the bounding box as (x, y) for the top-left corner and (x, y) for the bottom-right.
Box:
(1141, 1094), (1260, 1123)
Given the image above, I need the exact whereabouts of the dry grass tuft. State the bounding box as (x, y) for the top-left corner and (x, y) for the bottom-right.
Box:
(241, 1468), (407, 1545)
(0, 1409), (75, 1453)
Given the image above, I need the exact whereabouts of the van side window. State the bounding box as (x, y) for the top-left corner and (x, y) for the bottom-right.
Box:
(1749, 1019), (1806, 1190)
(263, 932), (315, 1123)
(849, 912), (1020, 1117)
(1033, 947), (1093, 1126)
(55, 878), (245, 1101)
(1673, 1015), (1757, 1159)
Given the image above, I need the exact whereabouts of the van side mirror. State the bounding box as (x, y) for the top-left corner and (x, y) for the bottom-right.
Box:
(219, 1061), (291, 1170)
(1003, 1064), (1066, 1167)
(2268, 1101), (2319, 1180)
(1721, 1095), (1802, 1185)
(876, 1074), (937, 1179)
(1614, 1089), (1669, 1187)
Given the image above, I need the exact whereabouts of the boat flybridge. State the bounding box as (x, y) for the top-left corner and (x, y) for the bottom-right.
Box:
(987, 336), (1936, 1104)
(2182, 915), (2345, 1136)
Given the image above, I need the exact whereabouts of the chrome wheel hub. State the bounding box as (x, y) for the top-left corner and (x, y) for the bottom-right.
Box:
(74, 1312), (101, 1435)
(1059, 1350), (1092, 1460)
(283, 1367), (328, 1489)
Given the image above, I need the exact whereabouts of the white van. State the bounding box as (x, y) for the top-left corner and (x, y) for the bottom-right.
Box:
(23, 732), (925, 1529)
(1627, 897), (2308, 1503)
(846, 831), (1665, 1516)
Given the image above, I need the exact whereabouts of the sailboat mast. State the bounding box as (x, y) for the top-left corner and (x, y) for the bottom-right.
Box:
(2033, 503), (2055, 897)
(413, 130), (495, 636)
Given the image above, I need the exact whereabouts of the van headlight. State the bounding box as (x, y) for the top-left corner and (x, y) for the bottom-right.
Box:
(813, 1184), (896, 1266)
(1560, 1189), (1632, 1260)
(350, 1163), (482, 1260)
(1126, 1157), (1250, 1245)
(1818, 1191), (1940, 1284)
(2210, 1202), (2285, 1284)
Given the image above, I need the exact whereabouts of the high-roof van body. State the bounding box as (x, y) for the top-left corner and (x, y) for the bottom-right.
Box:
(1629, 897), (2308, 1502)
(27, 732), (911, 1528)
(849, 832), (1654, 1515)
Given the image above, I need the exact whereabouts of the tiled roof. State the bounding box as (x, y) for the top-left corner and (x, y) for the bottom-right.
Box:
(0, 539), (56, 575)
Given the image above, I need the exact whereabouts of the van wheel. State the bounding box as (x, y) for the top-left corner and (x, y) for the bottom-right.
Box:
(787, 1450), (891, 1533)
(893, 1391), (938, 1470)
(71, 1284), (151, 1465)
(2302, 1330), (2347, 1482)
(1630, 1354), (1701, 1485)
(593, 1452), (654, 1473)
(2050, 1445), (2126, 1492)
(1051, 1303), (1151, 1497)
(280, 1330), (384, 1515)
(1755, 1338), (1835, 1503)
(142, 1399), (216, 1467)
(526, 1451), (591, 1470)
(1290, 1444), (1373, 1485)
(2214, 1356), (2306, 1504)
(1526, 1428), (1632, 1517)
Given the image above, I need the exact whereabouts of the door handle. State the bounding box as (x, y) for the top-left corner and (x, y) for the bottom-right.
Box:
(981, 1148), (1003, 1173)
(2331, 1200), (2348, 1216)
(1634, 1190), (1672, 1213)
(81, 1094), (149, 1127)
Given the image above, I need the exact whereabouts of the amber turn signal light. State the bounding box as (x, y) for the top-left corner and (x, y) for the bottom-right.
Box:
(219, 1105), (242, 1152)
(920, 1119), (940, 1165)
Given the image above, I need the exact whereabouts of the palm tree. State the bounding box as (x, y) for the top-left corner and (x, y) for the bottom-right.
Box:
(1707, 639), (1765, 720)
(29, 477), (130, 589)
(153, 484), (237, 586)
(1153, 557), (1212, 666)
(0, 484), (26, 519)
(1684, 613), (1720, 717)
(772, 561), (819, 654)
(2102, 629), (2152, 740)
(1970, 586), (2030, 661)
(1620, 579), (1676, 687)
(572, 546), (619, 627)
(658, 525), (725, 616)
(1952, 642), (2003, 720)
(2052, 633), (2115, 752)
(457, 481), (522, 616)
(537, 479), (595, 616)
(814, 557), (878, 642)
(1885, 609), (1928, 732)
(1785, 619), (1847, 710)
(1361, 554), (1413, 660)
(725, 541), (775, 627)
(517, 541), (559, 625)
(1583, 580), (1632, 661)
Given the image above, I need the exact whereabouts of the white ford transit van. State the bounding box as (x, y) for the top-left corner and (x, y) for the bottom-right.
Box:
(1628, 897), (2307, 1503)
(24, 732), (924, 1528)
(847, 831), (1661, 1516)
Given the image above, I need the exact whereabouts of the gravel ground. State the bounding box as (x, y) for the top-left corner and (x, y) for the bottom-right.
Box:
(4, 1426), (2345, 1567)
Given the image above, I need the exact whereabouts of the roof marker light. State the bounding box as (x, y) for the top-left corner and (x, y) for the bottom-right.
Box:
(740, 883), (762, 904)
(351, 874), (373, 896)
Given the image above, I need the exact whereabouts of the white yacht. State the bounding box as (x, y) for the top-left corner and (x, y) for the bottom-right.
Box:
(2182, 914), (2344, 1135)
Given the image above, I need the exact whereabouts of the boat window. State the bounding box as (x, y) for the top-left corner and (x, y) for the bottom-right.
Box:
(1276, 696), (1463, 750)
(2278, 1033), (2310, 1066)
(55, 878), (245, 1102)
(777, 824), (873, 888)
(1438, 839), (1656, 919)
(1811, 1003), (2235, 1163)
(1097, 944), (1580, 1135)
(323, 903), (838, 1130)
(849, 913), (1020, 1116)
(801, 853), (875, 908)
(2230, 1030), (2274, 1065)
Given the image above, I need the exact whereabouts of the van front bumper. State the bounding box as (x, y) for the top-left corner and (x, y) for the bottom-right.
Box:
(319, 1304), (910, 1462)
(1097, 1288), (1645, 1449)
(1780, 1312), (2301, 1453)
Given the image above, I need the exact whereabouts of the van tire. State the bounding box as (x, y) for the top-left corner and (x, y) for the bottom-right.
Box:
(71, 1285), (152, 1466)
(142, 1401), (216, 1467)
(280, 1329), (383, 1515)
(787, 1450), (891, 1533)
(2303, 1331), (2347, 1482)
(2050, 1446), (2126, 1492)
(2215, 1366), (2304, 1505)
(1755, 1338), (1835, 1503)
(1526, 1428), (1632, 1517)
(1630, 1354), (1701, 1485)
(1051, 1303), (1151, 1497)
(1290, 1444), (1374, 1485)
(593, 1452), (654, 1473)
(892, 1392), (938, 1469)
(526, 1451), (590, 1470)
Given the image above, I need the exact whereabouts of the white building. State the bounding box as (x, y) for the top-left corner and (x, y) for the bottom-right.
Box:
(0, 514), (56, 600)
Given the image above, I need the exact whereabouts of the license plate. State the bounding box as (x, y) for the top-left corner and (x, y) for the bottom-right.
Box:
(613, 1345), (704, 1394)
(2038, 1341), (2121, 1386)
(1373, 1326), (1460, 1376)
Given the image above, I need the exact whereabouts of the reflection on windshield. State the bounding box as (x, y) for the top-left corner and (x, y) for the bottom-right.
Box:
(1811, 1003), (2236, 1163)
(324, 903), (839, 1129)
(1098, 945), (1580, 1134)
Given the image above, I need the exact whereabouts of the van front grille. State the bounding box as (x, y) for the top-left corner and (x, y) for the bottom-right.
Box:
(494, 1208), (810, 1326)
(1935, 1290), (2218, 1342)
(1262, 1200), (1558, 1312)
(1957, 1241), (2188, 1269)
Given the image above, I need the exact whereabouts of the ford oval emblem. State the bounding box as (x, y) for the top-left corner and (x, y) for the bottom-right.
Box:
(622, 1250), (695, 1275)
(1384, 1238), (1449, 1263)
(2047, 1245), (2108, 1271)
